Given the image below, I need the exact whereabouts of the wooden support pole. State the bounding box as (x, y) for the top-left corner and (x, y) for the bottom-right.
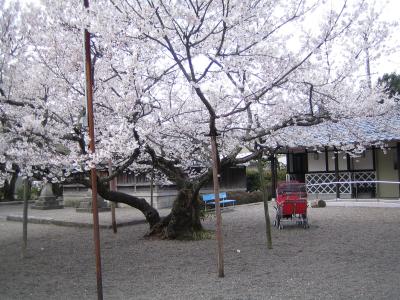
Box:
(258, 157), (272, 249)
(89, 169), (103, 300)
(83, 0), (103, 298)
(346, 153), (351, 171)
(286, 153), (290, 176)
(397, 143), (400, 197)
(210, 134), (224, 278)
(22, 178), (29, 259)
(271, 154), (277, 199)
(108, 161), (117, 234)
(150, 167), (154, 208)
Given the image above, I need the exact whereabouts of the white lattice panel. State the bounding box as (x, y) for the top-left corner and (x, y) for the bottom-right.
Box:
(306, 172), (351, 194)
(353, 171), (376, 188)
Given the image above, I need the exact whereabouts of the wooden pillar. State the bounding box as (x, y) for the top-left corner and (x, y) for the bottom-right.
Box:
(304, 149), (308, 174)
(346, 153), (351, 171)
(346, 153), (352, 198)
(372, 147), (377, 198)
(372, 147), (376, 171)
(334, 149), (340, 199)
(325, 147), (329, 172)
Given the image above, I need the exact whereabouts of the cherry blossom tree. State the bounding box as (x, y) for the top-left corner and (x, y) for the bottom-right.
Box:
(1, 0), (397, 238)
(0, 0), (27, 198)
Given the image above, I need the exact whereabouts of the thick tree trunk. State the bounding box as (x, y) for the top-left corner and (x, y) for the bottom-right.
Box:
(159, 188), (203, 239)
(140, 187), (203, 239)
(82, 174), (203, 239)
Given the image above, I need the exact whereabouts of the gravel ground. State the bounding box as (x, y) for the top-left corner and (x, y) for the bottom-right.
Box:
(1, 203), (400, 300)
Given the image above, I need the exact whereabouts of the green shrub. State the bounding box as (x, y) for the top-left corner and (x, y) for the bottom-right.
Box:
(15, 184), (42, 200)
(227, 190), (271, 205)
(191, 229), (214, 240)
(16, 187), (25, 200)
(199, 205), (216, 221)
(246, 170), (260, 192)
(246, 168), (287, 192)
(31, 186), (41, 199)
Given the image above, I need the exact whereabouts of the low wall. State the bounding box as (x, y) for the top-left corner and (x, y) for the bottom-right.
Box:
(62, 184), (90, 208)
(63, 184), (247, 209)
(307, 193), (352, 200)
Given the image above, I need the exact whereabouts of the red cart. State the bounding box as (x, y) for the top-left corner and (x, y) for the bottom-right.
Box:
(274, 181), (309, 229)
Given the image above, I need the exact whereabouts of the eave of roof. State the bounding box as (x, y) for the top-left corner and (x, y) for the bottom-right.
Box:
(264, 110), (400, 150)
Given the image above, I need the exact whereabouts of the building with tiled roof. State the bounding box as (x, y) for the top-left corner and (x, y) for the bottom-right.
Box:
(268, 110), (400, 199)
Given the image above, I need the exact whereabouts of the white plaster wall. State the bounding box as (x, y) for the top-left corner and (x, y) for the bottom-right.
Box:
(376, 148), (399, 198)
(328, 152), (348, 171)
(351, 150), (373, 170)
(307, 152), (326, 172)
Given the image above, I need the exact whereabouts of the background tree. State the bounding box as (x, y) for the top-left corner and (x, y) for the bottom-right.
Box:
(378, 73), (400, 102)
(0, 0), (28, 198)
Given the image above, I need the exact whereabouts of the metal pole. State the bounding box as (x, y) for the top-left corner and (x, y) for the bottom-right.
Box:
(22, 178), (29, 258)
(108, 161), (117, 234)
(210, 134), (224, 278)
(83, 0), (103, 299)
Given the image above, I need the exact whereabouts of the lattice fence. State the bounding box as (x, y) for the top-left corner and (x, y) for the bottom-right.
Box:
(305, 172), (351, 194)
(305, 171), (377, 195)
(352, 171), (376, 194)
(353, 171), (376, 188)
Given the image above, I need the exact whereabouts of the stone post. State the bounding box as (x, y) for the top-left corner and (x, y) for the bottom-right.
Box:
(76, 189), (110, 213)
(31, 183), (64, 210)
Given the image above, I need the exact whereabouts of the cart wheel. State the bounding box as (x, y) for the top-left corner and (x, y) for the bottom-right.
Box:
(303, 220), (309, 229)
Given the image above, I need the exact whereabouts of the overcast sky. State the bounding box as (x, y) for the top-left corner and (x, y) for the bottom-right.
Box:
(14, 0), (400, 79)
(368, 0), (400, 78)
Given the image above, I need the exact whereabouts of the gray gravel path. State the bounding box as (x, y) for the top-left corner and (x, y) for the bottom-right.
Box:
(0, 205), (171, 227)
(1, 203), (400, 299)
